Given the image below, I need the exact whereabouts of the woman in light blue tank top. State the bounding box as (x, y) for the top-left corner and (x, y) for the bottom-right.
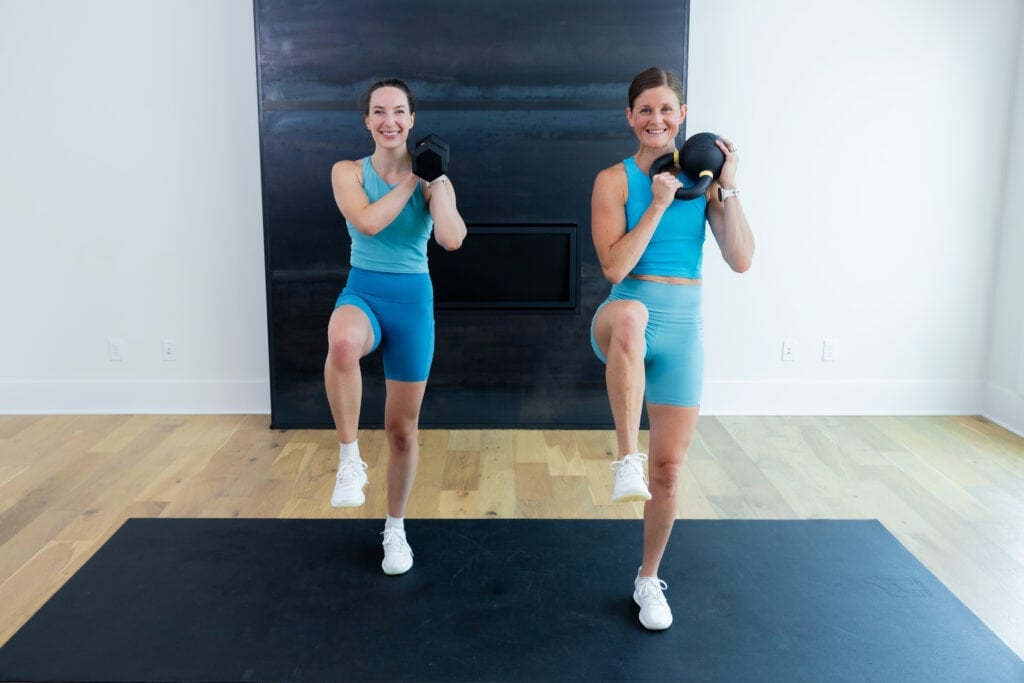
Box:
(324, 79), (467, 576)
(590, 67), (755, 630)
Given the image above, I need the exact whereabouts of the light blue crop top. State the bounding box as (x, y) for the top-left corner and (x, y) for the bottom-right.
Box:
(347, 157), (432, 274)
(624, 156), (707, 279)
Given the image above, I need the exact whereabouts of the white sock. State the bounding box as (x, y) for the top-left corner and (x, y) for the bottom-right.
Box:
(385, 515), (404, 531)
(339, 440), (360, 464)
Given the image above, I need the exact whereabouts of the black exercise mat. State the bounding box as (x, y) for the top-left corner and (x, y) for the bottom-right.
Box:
(1, 518), (1020, 682)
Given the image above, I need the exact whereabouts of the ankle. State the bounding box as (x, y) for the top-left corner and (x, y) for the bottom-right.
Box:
(339, 440), (360, 463)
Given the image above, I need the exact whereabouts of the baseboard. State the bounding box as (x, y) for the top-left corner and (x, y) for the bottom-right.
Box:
(983, 382), (1024, 438)
(0, 378), (1005, 427)
(700, 379), (985, 416)
(0, 379), (271, 414)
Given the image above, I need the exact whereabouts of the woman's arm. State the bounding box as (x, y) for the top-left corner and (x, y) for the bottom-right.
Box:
(331, 160), (420, 236)
(424, 177), (466, 251)
(706, 139), (754, 272)
(591, 164), (680, 284)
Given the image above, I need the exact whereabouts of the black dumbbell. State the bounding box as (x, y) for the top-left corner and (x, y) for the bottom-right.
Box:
(648, 132), (725, 201)
(411, 134), (449, 182)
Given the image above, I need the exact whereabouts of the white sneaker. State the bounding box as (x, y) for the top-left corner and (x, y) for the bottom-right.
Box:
(634, 569), (673, 630)
(381, 528), (414, 575)
(610, 453), (652, 502)
(330, 456), (368, 507)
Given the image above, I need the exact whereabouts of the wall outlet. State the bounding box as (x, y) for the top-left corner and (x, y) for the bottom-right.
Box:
(108, 338), (125, 362)
(822, 339), (838, 362)
(781, 339), (796, 362)
(162, 339), (177, 362)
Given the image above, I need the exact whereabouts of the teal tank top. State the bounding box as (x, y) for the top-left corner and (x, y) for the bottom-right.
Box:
(624, 156), (707, 279)
(347, 157), (432, 274)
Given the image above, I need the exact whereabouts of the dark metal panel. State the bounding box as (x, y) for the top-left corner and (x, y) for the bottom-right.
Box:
(255, 0), (689, 428)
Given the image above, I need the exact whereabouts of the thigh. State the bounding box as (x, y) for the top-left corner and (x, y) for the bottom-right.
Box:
(645, 315), (703, 407)
(646, 402), (700, 467)
(327, 301), (378, 357)
(379, 298), (435, 382)
(384, 379), (428, 428)
(591, 298), (650, 362)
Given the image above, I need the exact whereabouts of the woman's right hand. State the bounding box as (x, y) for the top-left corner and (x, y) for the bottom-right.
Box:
(651, 171), (683, 210)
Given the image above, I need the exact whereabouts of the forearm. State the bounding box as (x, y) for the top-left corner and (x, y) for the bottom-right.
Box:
(429, 180), (466, 251)
(347, 176), (419, 235)
(717, 198), (755, 272)
(601, 203), (666, 283)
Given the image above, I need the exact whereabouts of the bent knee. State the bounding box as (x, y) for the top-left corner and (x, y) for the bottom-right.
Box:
(610, 303), (648, 353)
(327, 331), (369, 369)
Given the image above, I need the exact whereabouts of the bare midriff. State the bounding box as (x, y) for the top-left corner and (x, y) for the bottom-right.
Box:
(628, 274), (702, 286)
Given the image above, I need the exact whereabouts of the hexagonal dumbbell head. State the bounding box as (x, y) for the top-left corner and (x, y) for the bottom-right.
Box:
(411, 134), (449, 182)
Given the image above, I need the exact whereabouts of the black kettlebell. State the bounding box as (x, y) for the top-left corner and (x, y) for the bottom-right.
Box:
(648, 132), (725, 201)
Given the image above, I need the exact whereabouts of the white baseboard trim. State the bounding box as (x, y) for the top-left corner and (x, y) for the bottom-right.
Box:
(0, 379), (271, 415)
(700, 379), (985, 416)
(2, 379), (1012, 432)
(983, 382), (1024, 438)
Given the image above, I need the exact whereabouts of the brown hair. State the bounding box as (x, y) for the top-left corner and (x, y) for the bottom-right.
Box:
(627, 67), (684, 110)
(360, 79), (415, 116)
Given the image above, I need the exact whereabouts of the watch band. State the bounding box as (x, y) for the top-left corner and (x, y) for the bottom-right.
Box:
(718, 186), (740, 202)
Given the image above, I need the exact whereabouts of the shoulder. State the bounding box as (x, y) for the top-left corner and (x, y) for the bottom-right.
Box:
(594, 162), (628, 189)
(593, 162), (628, 201)
(331, 159), (363, 184)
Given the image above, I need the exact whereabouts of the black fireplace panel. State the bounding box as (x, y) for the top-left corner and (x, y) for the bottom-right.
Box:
(430, 224), (577, 310)
(255, 0), (689, 428)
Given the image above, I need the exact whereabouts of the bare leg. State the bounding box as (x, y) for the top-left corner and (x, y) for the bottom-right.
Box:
(640, 403), (699, 577)
(382, 379), (427, 518)
(324, 306), (375, 444)
(592, 300), (648, 456)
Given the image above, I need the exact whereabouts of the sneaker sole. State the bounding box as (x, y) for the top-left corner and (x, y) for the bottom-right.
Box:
(330, 490), (366, 508)
(633, 593), (673, 630)
(330, 498), (365, 508)
(611, 491), (652, 503)
(382, 561), (413, 576)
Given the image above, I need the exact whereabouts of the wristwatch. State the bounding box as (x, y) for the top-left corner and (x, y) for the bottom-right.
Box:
(718, 186), (740, 202)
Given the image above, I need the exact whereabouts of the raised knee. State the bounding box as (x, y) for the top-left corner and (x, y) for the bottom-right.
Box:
(611, 304), (648, 355)
(327, 331), (365, 370)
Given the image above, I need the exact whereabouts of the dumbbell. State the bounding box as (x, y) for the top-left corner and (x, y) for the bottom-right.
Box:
(411, 133), (449, 182)
(648, 132), (725, 201)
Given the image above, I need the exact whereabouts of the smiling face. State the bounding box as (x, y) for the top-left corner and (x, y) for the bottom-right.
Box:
(626, 85), (686, 151)
(364, 86), (415, 150)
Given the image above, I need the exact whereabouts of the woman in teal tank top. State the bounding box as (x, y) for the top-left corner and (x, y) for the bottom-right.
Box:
(590, 67), (755, 630)
(324, 79), (467, 576)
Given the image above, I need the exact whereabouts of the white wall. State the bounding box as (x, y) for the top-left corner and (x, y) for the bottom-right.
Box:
(0, 0), (1021, 430)
(690, 0), (1022, 427)
(0, 0), (269, 413)
(985, 6), (1024, 436)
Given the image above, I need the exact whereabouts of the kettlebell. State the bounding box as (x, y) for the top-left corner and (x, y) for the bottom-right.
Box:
(648, 132), (725, 201)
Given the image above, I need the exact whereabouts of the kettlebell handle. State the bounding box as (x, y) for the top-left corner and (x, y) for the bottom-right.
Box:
(649, 151), (714, 201)
(648, 132), (725, 201)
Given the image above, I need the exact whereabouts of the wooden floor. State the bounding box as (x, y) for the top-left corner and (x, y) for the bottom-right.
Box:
(1, 414), (1023, 659)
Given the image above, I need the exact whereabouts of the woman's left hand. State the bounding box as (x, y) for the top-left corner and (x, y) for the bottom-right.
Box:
(716, 136), (739, 189)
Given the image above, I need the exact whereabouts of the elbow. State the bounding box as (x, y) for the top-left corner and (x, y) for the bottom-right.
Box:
(602, 265), (627, 285)
(437, 235), (464, 252)
(350, 220), (384, 236)
(731, 258), (752, 274)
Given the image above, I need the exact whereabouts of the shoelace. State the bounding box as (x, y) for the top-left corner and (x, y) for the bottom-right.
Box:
(336, 458), (368, 482)
(635, 577), (669, 606)
(610, 452), (649, 479)
(381, 529), (412, 555)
